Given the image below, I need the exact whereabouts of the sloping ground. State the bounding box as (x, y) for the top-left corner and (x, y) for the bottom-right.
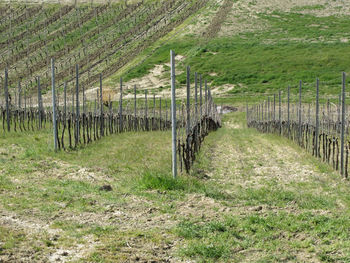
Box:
(0, 0), (209, 94)
(119, 0), (350, 99)
(1, 112), (350, 262)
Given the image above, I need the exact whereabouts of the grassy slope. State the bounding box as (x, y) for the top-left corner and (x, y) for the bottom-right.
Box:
(116, 1), (350, 103)
(1, 113), (350, 262)
(2, 1), (350, 262)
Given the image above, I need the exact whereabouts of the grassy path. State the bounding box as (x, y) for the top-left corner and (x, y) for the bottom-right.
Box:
(1, 112), (350, 262)
(184, 112), (350, 262)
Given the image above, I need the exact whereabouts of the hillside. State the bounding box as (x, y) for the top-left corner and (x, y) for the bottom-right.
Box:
(119, 0), (350, 102)
(1, 0), (350, 262)
(2, 0), (349, 101)
(0, 0), (207, 94)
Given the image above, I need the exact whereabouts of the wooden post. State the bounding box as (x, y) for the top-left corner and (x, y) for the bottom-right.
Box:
(341, 73), (346, 177)
(170, 50), (177, 179)
(51, 58), (58, 151)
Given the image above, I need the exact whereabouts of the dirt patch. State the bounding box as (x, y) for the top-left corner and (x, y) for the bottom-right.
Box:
(48, 235), (99, 263)
(219, 0), (350, 37)
(176, 193), (230, 221)
(0, 209), (60, 236)
(203, 0), (234, 38)
(124, 64), (168, 97)
(33, 159), (112, 183)
(180, 0), (226, 37)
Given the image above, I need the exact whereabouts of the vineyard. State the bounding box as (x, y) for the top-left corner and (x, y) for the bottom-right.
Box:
(247, 73), (349, 177)
(0, 0), (208, 94)
(2, 0), (350, 262)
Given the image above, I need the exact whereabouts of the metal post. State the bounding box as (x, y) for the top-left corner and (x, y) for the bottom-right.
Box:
(76, 64), (80, 145)
(83, 82), (85, 114)
(18, 81), (21, 109)
(194, 72), (198, 122)
(64, 81), (67, 117)
(153, 94), (155, 130)
(279, 90), (281, 134)
(273, 94), (276, 121)
(170, 50), (177, 179)
(246, 102), (248, 124)
(37, 76), (42, 129)
(119, 77), (123, 132)
(100, 73), (103, 136)
(205, 79), (208, 115)
(145, 89), (148, 130)
(199, 74), (203, 116)
(186, 66), (190, 135)
(287, 86), (290, 138)
(24, 86), (27, 116)
(159, 97), (162, 130)
(267, 97), (270, 122)
(341, 73), (346, 177)
(134, 85), (137, 130)
(51, 58), (58, 151)
(4, 68), (10, 131)
(299, 80), (302, 145)
(165, 99), (168, 125)
(315, 79), (319, 158)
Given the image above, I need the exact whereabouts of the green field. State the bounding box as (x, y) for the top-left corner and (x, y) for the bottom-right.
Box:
(1, 0), (350, 262)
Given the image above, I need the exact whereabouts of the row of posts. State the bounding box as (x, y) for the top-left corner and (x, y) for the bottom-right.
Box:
(170, 50), (214, 178)
(45, 58), (174, 150)
(247, 73), (347, 177)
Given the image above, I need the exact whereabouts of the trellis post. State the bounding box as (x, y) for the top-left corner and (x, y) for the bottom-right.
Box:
(51, 58), (58, 151)
(341, 73), (346, 177)
(298, 80), (302, 145)
(186, 66), (190, 135)
(4, 68), (10, 132)
(119, 77), (123, 132)
(75, 64), (80, 146)
(170, 50), (177, 179)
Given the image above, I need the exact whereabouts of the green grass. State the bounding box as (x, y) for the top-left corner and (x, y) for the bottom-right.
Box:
(176, 211), (350, 262)
(1, 112), (350, 261)
(119, 9), (350, 102)
(171, 112), (350, 262)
